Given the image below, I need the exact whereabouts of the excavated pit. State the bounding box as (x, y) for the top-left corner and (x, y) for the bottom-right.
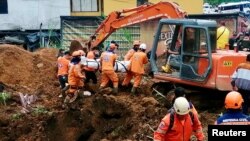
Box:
(0, 45), (226, 141)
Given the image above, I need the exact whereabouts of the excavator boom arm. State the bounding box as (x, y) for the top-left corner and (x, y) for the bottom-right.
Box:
(91, 1), (187, 48)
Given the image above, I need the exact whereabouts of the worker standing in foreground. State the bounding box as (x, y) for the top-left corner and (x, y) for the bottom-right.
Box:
(231, 54), (250, 115)
(124, 40), (140, 61)
(84, 47), (99, 85)
(99, 43), (119, 94)
(217, 21), (230, 50)
(57, 50), (71, 97)
(64, 50), (86, 104)
(215, 91), (250, 125)
(154, 97), (204, 141)
(122, 43), (148, 94)
(171, 87), (198, 116)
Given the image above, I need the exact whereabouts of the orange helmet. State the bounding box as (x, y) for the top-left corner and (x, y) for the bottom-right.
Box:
(225, 91), (244, 109)
(133, 40), (140, 46)
(109, 43), (116, 50)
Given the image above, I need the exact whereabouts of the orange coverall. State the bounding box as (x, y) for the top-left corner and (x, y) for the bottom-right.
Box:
(100, 51), (118, 88)
(68, 64), (85, 96)
(154, 113), (204, 141)
(122, 51), (148, 87)
(84, 51), (95, 71)
(124, 49), (136, 61)
(57, 56), (70, 76)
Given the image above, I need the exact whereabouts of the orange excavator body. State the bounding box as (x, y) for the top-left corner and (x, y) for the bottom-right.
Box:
(150, 19), (250, 92)
(89, 1), (187, 49)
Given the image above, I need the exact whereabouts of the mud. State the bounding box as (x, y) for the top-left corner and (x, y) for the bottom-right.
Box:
(0, 45), (225, 141)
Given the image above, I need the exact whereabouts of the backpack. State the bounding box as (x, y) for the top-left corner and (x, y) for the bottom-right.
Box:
(168, 108), (194, 131)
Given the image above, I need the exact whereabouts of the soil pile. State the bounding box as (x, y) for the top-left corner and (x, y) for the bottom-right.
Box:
(0, 44), (60, 95)
(0, 45), (224, 141)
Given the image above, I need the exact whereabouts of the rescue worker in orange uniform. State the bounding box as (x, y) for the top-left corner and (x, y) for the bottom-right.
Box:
(154, 97), (204, 141)
(64, 50), (86, 103)
(99, 43), (119, 94)
(171, 87), (198, 116)
(84, 47), (99, 84)
(122, 43), (148, 94)
(124, 40), (140, 61)
(215, 91), (250, 125)
(57, 50), (71, 97)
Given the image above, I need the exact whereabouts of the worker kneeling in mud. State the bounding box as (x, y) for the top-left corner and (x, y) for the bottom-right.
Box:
(64, 50), (86, 104)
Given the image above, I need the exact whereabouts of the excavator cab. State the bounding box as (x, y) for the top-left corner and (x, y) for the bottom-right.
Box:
(150, 19), (217, 83)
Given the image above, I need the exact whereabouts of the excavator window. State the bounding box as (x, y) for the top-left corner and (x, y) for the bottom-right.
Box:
(208, 27), (217, 52)
(180, 26), (211, 81)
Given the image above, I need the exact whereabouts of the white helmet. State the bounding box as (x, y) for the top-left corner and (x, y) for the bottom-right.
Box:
(139, 43), (147, 50)
(173, 97), (190, 115)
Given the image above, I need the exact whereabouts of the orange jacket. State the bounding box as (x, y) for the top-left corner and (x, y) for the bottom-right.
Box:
(100, 51), (117, 71)
(124, 49), (136, 61)
(130, 51), (148, 74)
(68, 64), (85, 86)
(84, 51), (96, 71)
(154, 113), (204, 141)
(57, 56), (70, 76)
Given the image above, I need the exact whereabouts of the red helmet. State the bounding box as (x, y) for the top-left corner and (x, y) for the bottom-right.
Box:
(225, 91), (244, 109)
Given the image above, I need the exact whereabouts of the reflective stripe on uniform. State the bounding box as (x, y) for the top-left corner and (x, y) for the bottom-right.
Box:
(156, 128), (167, 134)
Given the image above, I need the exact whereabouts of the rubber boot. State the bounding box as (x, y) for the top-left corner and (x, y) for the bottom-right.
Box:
(131, 87), (137, 95)
(113, 87), (118, 94)
(60, 85), (70, 98)
(64, 95), (71, 104)
(69, 90), (79, 103)
(97, 86), (105, 94)
(78, 88), (85, 98)
(62, 95), (71, 109)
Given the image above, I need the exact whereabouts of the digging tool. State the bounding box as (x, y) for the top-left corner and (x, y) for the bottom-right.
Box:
(152, 88), (167, 99)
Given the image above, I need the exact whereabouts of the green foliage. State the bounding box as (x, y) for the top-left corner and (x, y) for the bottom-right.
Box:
(205, 0), (246, 6)
(0, 92), (11, 106)
(32, 105), (48, 116)
(111, 125), (125, 138)
(11, 113), (22, 120)
(120, 28), (133, 44)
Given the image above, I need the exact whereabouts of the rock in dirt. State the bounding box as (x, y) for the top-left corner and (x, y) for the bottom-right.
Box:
(141, 97), (159, 107)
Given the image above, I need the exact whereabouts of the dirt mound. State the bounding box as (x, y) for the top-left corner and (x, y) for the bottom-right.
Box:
(0, 44), (223, 141)
(0, 45), (60, 95)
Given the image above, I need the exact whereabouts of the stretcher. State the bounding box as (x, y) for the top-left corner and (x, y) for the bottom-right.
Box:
(80, 56), (130, 72)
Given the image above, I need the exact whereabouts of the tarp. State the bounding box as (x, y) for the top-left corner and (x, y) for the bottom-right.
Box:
(25, 31), (59, 51)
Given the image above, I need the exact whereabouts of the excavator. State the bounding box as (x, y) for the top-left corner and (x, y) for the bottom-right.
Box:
(87, 1), (187, 49)
(149, 18), (249, 96)
(70, 1), (249, 102)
